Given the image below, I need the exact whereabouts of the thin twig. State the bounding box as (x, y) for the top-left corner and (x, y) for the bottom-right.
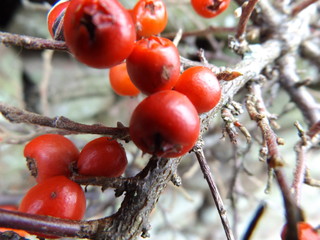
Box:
(0, 31), (68, 51)
(0, 103), (130, 140)
(274, 169), (303, 240)
(162, 26), (237, 39)
(242, 201), (267, 240)
(291, 0), (319, 16)
(221, 107), (239, 144)
(0, 209), (96, 238)
(300, 40), (320, 67)
(236, 0), (260, 40)
(71, 175), (140, 194)
(307, 120), (320, 139)
(246, 81), (302, 240)
(292, 121), (320, 200)
(279, 55), (320, 127)
(291, 122), (309, 204)
(193, 144), (235, 240)
(221, 105), (251, 144)
(304, 169), (320, 187)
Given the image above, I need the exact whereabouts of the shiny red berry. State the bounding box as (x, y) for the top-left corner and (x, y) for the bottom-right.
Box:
(109, 62), (140, 96)
(77, 137), (128, 177)
(64, 0), (136, 68)
(191, 0), (230, 18)
(129, 90), (200, 158)
(126, 36), (180, 95)
(174, 66), (221, 114)
(131, 0), (168, 37)
(24, 134), (79, 183)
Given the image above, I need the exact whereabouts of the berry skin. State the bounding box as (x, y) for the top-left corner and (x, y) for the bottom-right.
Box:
(47, 0), (70, 40)
(129, 90), (200, 158)
(64, 0), (136, 68)
(19, 176), (86, 238)
(281, 222), (320, 240)
(19, 176), (86, 220)
(126, 36), (180, 95)
(174, 66), (221, 114)
(131, 0), (168, 38)
(24, 134), (79, 183)
(191, 0), (230, 18)
(77, 137), (128, 177)
(109, 62), (140, 96)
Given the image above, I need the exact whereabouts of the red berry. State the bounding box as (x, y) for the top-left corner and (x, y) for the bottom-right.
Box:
(47, 0), (70, 40)
(24, 134), (79, 183)
(129, 90), (200, 158)
(19, 176), (86, 220)
(77, 137), (128, 177)
(281, 222), (320, 240)
(19, 176), (86, 238)
(174, 66), (221, 114)
(131, 0), (168, 38)
(126, 36), (180, 95)
(109, 62), (140, 96)
(64, 0), (136, 68)
(191, 0), (230, 18)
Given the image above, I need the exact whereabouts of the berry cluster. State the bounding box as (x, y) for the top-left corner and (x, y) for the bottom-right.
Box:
(48, 0), (223, 158)
(1, 0), (228, 237)
(0, 134), (127, 238)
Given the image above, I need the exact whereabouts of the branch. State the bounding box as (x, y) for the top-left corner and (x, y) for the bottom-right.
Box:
(162, 26), (237, 39)
(71, 176), (140, 194)
(275, 170), (303, 240)
(221, 103), (251, 144)
(95, 157), (182, 239)
(292, 121), (320, 201)
(193, 144), (235, 240)
(304, 169), (320, 187)
(279, 55), (320, 127)
(0, 209), (96, 238)
(236, 0), (260, 40)
(0, 31), (68, 51)
(307, 120), (320, 139)
(291, 0), (319, 16)
(0, 103), (130, 141)
(246, 82), (283, 168)
(245, 81), (302, 240)
(291, 122), (310, 203)
(300, 40), (320, 67)
(242, 201), (267, 240)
